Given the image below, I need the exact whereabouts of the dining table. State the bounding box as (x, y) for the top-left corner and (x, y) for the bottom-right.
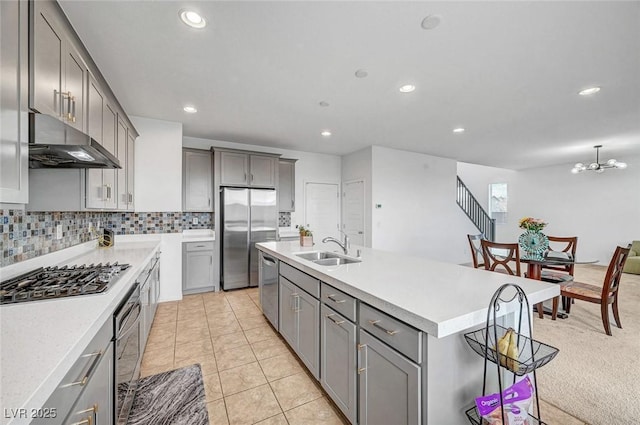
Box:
(521, 254), (598, 319)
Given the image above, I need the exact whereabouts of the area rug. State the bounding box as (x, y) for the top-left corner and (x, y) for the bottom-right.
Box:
(125, 364), (209, 425)
(533, 265), (640, 425)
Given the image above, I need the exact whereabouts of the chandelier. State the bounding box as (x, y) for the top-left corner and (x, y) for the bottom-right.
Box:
(571, 145), (627, 174)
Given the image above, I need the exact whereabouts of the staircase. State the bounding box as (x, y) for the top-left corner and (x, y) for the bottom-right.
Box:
(456, 176), (496, 241)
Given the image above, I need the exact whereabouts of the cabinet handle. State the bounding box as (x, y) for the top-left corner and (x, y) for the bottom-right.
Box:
(291, 199), (294, 209)
(106, 185), (112, 200)
(62, 351), (102, 387)
(128, 193), (133, 203)
(71, 96), (77, 123)
(208, 198), (211, 206)
(251, 174), (254, 182)
(326, 294), (346, 304)
(357, 343), (367, 374)
(244, 173), (247, 182)
(368, 319), (398, 336)
(326, 313), (345, 325)
(70, 416), (92, 425)
(76, 404), (98, 414)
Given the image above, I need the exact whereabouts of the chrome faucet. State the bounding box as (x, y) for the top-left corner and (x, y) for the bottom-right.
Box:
(322, 231), (350, 255)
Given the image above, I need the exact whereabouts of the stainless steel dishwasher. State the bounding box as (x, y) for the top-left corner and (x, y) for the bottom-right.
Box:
(258, 251), (279, 330)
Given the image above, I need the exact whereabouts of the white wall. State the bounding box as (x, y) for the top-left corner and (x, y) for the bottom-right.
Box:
(458, 156), (640, 264)
(456, 161), (519, 242)
(369, 146), (477, 264)
(342, 147), (373, 247)
(511, 155), (640, 264)
(183, 136), (342, 229)
(131, 116), (183, 212)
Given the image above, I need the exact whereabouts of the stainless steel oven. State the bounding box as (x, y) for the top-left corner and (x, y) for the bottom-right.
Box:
(114, 281), (142, 425)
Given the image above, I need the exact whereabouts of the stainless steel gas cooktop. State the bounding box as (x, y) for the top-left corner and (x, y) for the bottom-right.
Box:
(0, 262), (130, 305)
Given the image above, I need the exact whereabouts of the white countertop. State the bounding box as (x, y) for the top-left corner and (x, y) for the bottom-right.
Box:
(0, 240), (160, 425)
(181, 229), (215, 242)
(257, 241), (559, 338)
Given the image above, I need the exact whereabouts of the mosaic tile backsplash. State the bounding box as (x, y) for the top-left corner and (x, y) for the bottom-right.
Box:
(1, 210), (213, 267)
(278, 212), (291, 227)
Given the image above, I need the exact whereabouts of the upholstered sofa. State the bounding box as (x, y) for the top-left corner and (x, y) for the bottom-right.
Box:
(623, 241), (640, 274)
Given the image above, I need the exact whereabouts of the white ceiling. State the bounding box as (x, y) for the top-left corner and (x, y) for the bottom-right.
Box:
(59, 1), (640, 170)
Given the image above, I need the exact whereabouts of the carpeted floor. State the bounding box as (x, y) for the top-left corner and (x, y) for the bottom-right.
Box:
(125, 364), (209, 425)
(534, 265), (640, 425)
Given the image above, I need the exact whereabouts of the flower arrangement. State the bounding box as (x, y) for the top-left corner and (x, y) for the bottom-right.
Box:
(518, 217), (547, 232)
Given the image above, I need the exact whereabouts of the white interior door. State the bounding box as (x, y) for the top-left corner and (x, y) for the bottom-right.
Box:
(343, 180), (365, 246)
(304, 182), (339, 243)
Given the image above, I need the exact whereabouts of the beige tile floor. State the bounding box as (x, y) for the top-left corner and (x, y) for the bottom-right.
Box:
(141, 287), (581, 425)
(140, 287), (348, 425)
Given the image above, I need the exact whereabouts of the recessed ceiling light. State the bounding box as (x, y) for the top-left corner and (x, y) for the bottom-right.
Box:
(355, 69), (368, 78)
(180, 10), (206, 29)
(319, 101), (330, 107)
(578, 86), (601, 96)
(321, 130), (332, 137)
(183, 106), (197, 113)
(421, 15), (442, 30)
(453, 127), (465, 133)
(399, 84), (416, 93)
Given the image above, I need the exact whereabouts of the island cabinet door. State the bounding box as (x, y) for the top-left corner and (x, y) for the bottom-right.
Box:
(278, 277), (298, 348)
(296, 288), (320, 379)
(358, 330), (421, 425)
(321, 304), (357, 424)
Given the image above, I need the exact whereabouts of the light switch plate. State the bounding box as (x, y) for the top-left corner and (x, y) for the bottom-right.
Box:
(56, 224), (63, 239)
(192, 217), (199, 225)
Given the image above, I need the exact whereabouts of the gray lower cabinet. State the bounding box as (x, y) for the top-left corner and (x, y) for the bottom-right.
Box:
(278, 276), (320, 378)
(183, 241), (215, 294)
(32, 319), (113, 425)
(63, 342), (114, 425)
(358, 329), (421, 425)
(321, 304), (357, 423)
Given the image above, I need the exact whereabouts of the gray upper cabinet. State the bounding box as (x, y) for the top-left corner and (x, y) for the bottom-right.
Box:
(31, 0), (86, 131)
(219, 150), (278, 188)
(183, 149), (213, 212)
(0, 0), (29, 204)
(115, 117), (135, 211)
(86, 79), (116, 210)
(278, 159), (296, 212)
(249, 154), (277, 187)
(26, 0), (139, 211)
(126, 130), (135, 210)
(116, 118), (127, 210)
(220, 151), (249, 186)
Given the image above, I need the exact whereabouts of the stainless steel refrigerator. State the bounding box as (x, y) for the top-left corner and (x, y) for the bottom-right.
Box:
(221, 187), (277, 290)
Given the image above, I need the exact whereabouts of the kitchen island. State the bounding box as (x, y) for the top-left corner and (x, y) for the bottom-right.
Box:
(256, 240), (559, 424)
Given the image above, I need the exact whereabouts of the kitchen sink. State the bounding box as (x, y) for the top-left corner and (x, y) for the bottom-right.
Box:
(294, 251), (361, 266)
(313, 257), (361, 266)
(295, 251), (342, 261)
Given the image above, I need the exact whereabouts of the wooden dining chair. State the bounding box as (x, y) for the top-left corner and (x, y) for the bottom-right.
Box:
(467, 234), (486, 269)
(541, 236), (578, 283)
(480, 240), (521, 276)
(560, 245), (631, 336)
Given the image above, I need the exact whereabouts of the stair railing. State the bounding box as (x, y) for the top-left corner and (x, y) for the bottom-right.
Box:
(456, 176), (496, 241)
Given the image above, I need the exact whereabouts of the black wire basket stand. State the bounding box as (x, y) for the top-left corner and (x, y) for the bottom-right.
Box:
(463, 283), (559, 425)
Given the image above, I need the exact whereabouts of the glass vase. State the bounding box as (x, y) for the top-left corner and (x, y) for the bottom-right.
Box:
(518, 230), (549, 260)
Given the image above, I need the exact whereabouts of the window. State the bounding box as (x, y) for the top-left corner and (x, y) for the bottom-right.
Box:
(489, 183), (508, 224)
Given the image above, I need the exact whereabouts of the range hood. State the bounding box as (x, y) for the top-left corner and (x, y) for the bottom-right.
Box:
(29, 113), (121, 169)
